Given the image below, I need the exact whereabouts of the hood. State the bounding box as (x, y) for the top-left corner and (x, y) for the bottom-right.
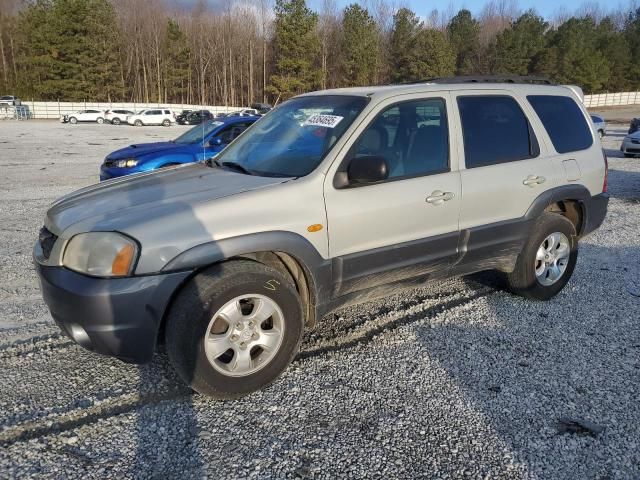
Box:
(46, 163), (290, 234)
(106, 142), (182, 160)
(627, 130), (640, 140)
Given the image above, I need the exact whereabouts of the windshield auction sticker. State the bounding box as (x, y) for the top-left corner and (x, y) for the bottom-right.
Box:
(303, 114), (344, 129)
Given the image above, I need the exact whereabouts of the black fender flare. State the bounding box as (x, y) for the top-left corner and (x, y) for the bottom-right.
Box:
(162, 231), (333, 305)
(524, 184), (601, 235)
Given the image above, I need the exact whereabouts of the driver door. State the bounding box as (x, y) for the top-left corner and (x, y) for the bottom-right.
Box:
(323, 94), (461, 296)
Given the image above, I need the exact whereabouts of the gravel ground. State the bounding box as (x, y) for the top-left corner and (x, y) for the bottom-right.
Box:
(0, 119), (639, 479)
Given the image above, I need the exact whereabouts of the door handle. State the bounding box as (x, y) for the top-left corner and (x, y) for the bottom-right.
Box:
(522, 175), (546, 187)
(426, 190), (455, 205)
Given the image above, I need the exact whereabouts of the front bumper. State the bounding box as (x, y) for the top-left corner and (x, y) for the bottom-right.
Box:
(621, 140), (640, 155)
(35, 263), (190, 363)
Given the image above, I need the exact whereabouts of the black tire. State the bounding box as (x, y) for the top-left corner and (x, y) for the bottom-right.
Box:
(96, 117), (104, 124)
(506, 213), (578, 300)
(69, 116), (77, 124)
(112, 117), (121, 125)
(624, 153), (635, 158)
(165, 260), (304, 398)
(134, 119), (143, 126)
(162, 119), (171, 127)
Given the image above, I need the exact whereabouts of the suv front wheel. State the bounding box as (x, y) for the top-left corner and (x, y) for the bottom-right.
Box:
(165, 260), (304, 398)
(506, 213), (578, 300)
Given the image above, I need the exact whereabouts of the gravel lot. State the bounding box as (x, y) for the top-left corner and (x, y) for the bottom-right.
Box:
(0, 119), (639, 479)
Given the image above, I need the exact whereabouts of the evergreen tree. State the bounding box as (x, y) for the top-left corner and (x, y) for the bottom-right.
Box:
(491, 11), (548, 75)
(624, 8), (640, 88)
(389, 8), (421, 83)
(340, 4), (378, 86)
(538, 17), (610, 93)
(447, 10), (480, 75)
(597, 17), (631, 91)
(163, 19), (190, 103)
(268, 0), (320, 100)
(18, 0), (120, 101)
(408, 29), (455, 80)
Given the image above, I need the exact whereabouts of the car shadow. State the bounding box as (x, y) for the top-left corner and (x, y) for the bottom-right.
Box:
(411, 242), (640, 478)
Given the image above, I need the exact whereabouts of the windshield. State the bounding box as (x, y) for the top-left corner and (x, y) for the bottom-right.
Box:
(174, 120), (224, 144)
(214, 95), (369, 177)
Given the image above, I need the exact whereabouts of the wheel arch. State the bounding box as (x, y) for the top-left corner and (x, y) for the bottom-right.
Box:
(525, 184), (592, 236)
(158, 232), (331, 337)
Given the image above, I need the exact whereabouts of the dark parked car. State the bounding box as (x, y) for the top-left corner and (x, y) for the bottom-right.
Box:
(629, 117), (640, 135)
(179, 110), (214, 125)
(251, 103), (273, 115)
(175, 110), (193, 124)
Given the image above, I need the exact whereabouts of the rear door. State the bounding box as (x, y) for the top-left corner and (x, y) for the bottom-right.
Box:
(450, 90), (558, 267)
(324, 93), (462, 296)
(145, 109), (162, 124)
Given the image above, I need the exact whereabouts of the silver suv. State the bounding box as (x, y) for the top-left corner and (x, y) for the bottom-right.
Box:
(34, 77), (609, 398)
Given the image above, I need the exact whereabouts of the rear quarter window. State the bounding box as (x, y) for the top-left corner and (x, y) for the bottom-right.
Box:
(527, 95), (593, 154)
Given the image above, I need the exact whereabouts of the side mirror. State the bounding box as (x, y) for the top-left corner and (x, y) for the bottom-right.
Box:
(347, 155), (388, 185)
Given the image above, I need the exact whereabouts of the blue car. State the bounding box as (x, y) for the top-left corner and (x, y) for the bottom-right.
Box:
(100, 116), (258, 181)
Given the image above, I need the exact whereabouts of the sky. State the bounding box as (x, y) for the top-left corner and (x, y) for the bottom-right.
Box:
(306, 0), (632, 20)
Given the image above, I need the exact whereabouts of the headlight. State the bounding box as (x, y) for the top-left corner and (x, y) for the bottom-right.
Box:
(63, 232), (138, 277)
(114, 158), (138, 168)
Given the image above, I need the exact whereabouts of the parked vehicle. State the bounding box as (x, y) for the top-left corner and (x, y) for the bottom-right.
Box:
(100, 116), (258, 180)
(620, 131), (640, 157)
(127, 108), (175, 126)
(629, 117), (640, 135)
(35, 77), (608, 399)
(177, 110), (214, 125)
(227, 108), (260, 117)
(61, 110), (106, 124)
(0, 95), (21, 106)
(251, 103), (273, 115)
(105, 109), (134, 125)
(590, 114), (607, 138)
(175, 110), (193, 124)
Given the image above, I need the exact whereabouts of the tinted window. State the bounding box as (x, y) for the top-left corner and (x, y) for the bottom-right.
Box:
(458, 96), (538, 168)
(351, 98), (449, 179)
(146, 110), (161, 115)
(164, 110), (170, 114)
(527, 95), (593, 154)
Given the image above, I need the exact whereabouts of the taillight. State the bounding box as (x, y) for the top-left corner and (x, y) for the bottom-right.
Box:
(602, 149), (608, 193)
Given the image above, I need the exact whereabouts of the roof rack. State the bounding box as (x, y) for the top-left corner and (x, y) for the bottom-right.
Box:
(406, 76), (555, 85)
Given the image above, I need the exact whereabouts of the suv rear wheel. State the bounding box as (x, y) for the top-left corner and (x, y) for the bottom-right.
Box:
(112, 117), (121, 125)
(165, 260), (304, 398)
(162, 119), (171, 127)
(506, 213), (578, 300)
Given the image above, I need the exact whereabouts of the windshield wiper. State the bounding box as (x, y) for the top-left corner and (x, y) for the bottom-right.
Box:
(209, 158), (252, 175)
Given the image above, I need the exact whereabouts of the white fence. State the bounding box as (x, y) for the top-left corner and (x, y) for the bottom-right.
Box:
(6, 92), (640, 119)
(583, 91), (640, 108)
(15, 101), (245, 119)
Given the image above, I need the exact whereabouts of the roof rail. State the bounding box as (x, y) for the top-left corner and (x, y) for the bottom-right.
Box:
(408, 76), (555, 85)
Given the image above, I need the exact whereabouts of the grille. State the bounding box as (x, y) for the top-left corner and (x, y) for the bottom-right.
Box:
(38, 226), (58, 259)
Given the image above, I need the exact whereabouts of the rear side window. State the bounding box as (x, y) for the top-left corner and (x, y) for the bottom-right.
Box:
(527, 95), (593, 154)
(458, 96), (538, 168)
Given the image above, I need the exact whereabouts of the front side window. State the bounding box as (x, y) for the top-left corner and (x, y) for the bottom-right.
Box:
(458, 95), (538, 168)
(213, 95), (369, 177)
(529, 95), (593, 154)
(350, 98), (449, 179)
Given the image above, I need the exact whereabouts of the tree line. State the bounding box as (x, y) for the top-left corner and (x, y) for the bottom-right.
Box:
(1, 0), (640, 106)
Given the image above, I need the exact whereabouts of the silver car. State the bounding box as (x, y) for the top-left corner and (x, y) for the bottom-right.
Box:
(621, 130), (640, 157)
(590, 114), (606, 138)
(34, 79), (609, 399)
